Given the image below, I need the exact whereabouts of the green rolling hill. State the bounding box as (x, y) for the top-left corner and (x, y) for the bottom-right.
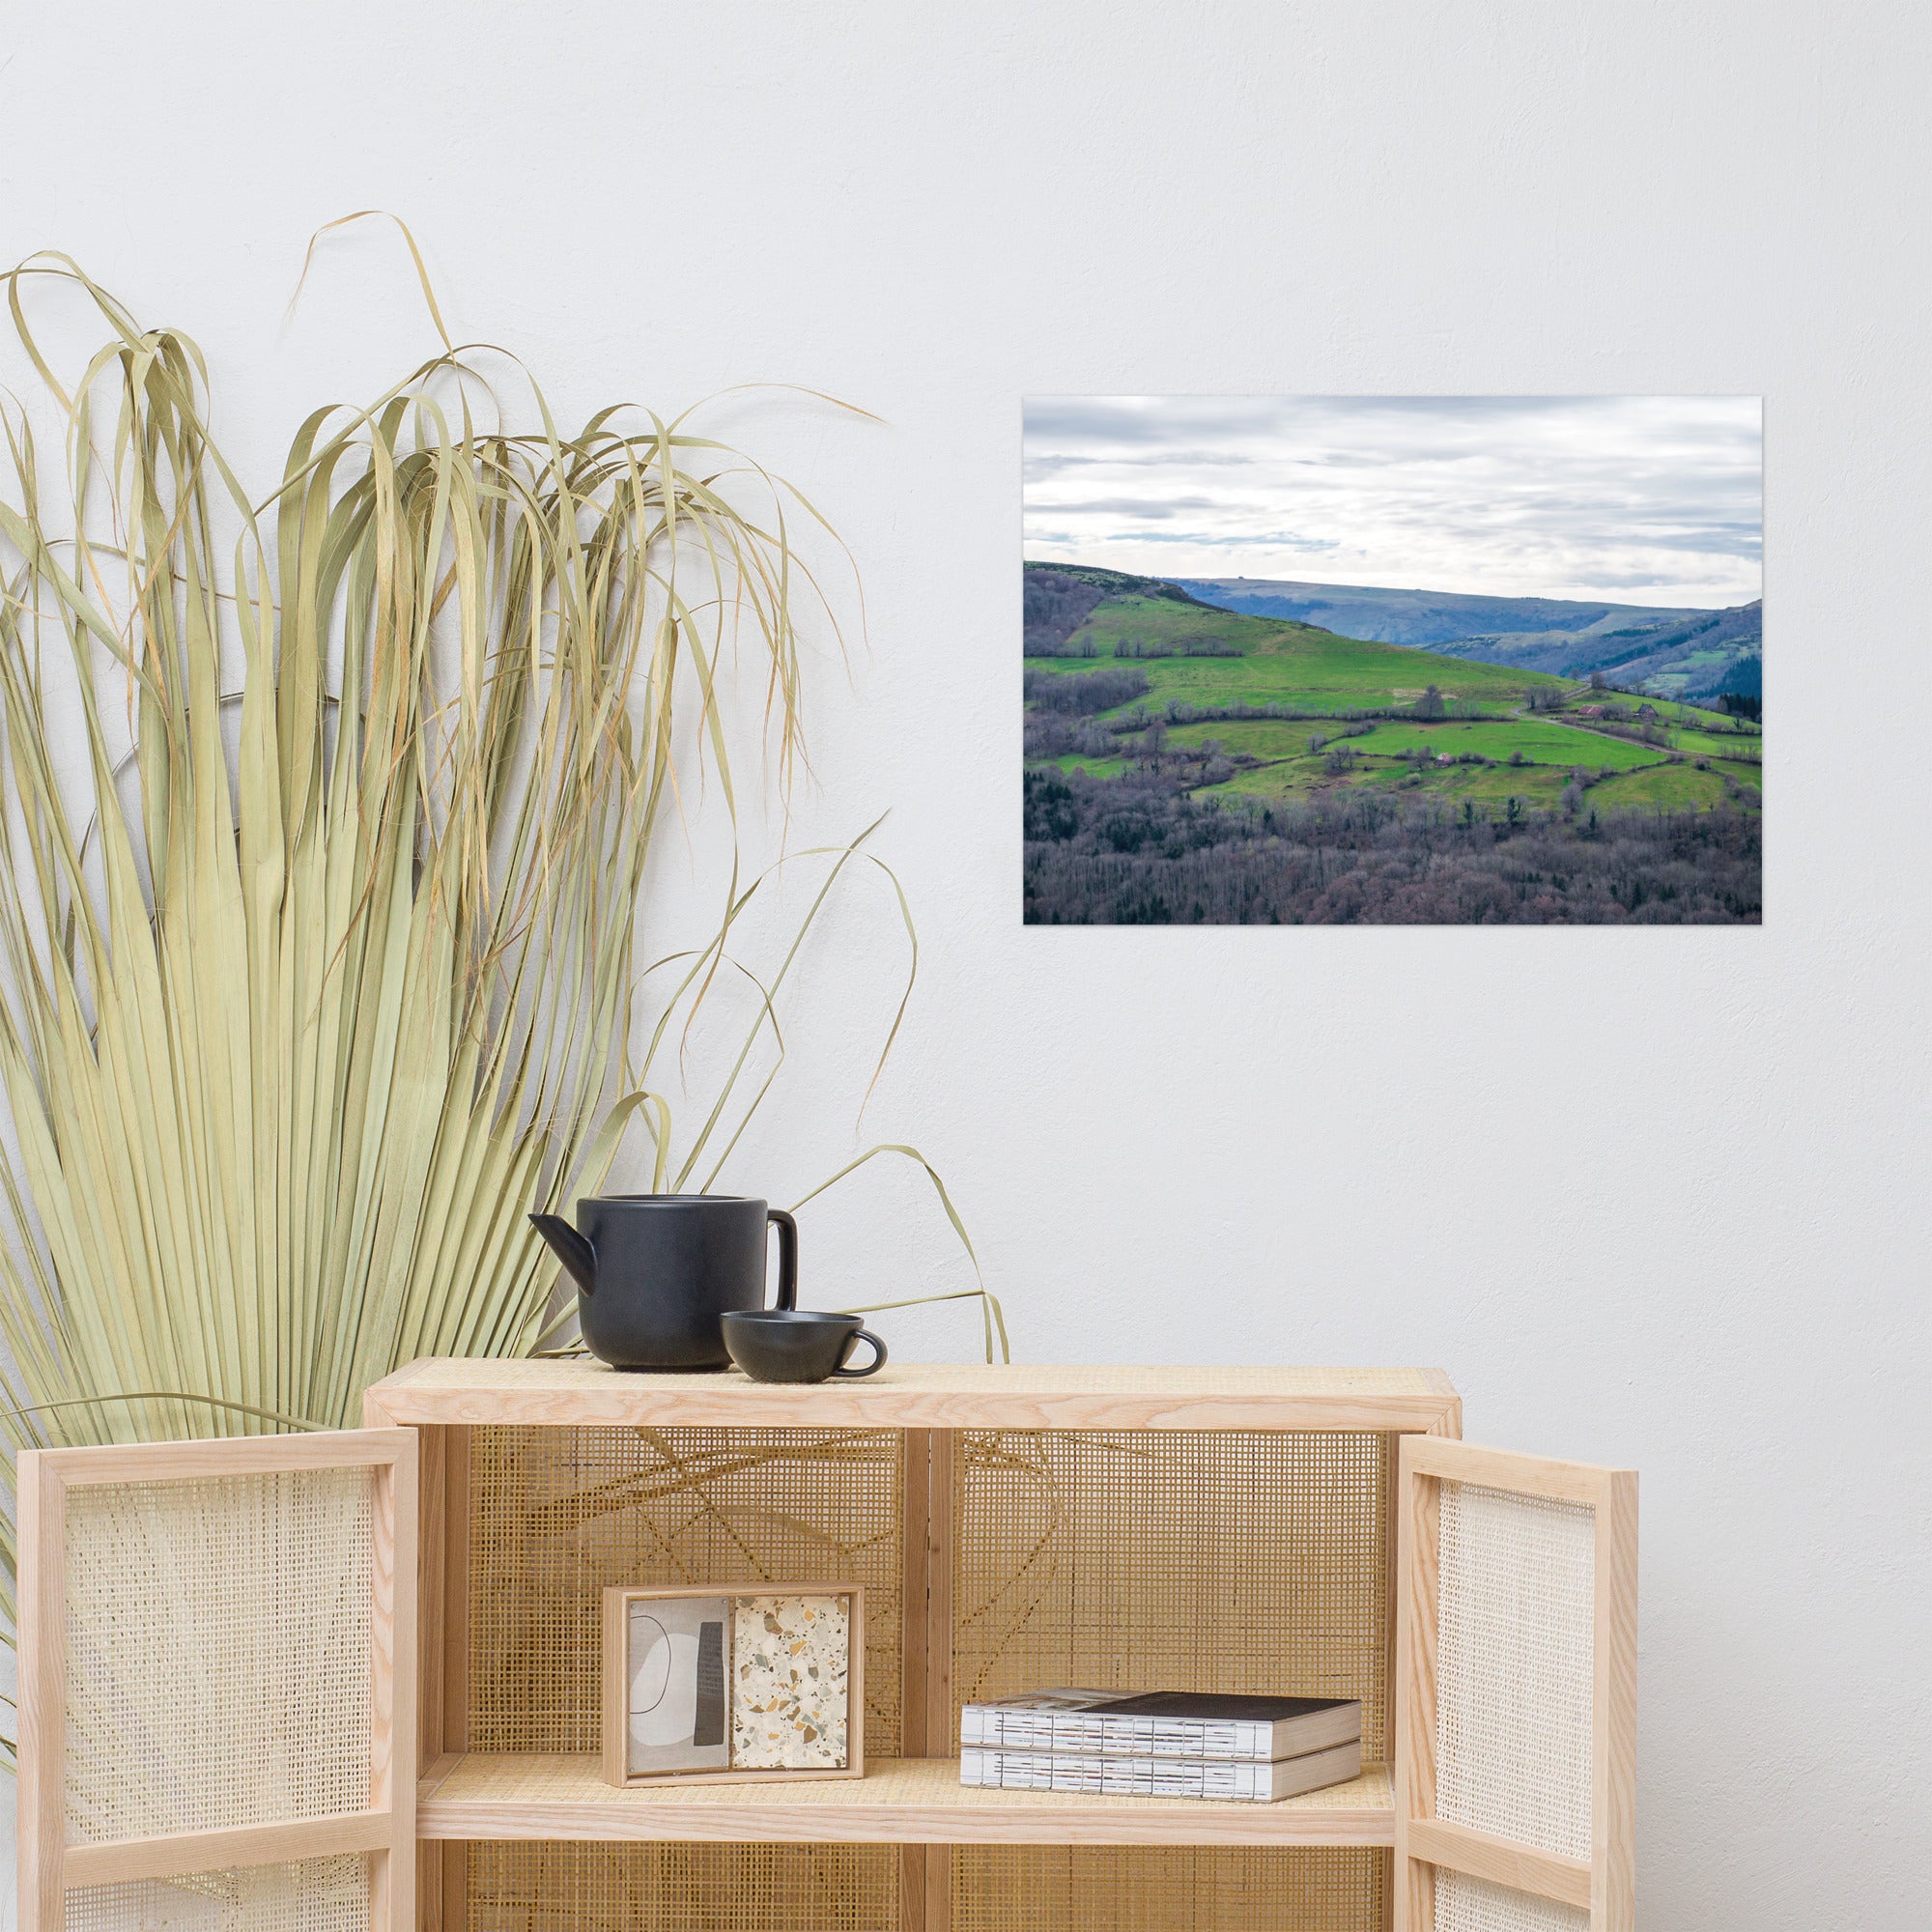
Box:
(1023, 561), (1763, 818)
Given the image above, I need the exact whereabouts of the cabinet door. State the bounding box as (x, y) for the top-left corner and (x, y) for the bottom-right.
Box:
(1395, 1437), (1636, 1932)
(16, 1429), (417, 1932)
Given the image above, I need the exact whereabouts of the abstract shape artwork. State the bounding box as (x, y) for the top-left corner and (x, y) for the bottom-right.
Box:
(626, 1595), (732, 1775)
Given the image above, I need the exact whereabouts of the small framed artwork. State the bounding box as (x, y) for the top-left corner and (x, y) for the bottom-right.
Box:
(601, 1583), (865, 1787)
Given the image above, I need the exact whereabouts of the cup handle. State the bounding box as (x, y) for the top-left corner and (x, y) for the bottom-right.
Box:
(767, 1208), (798, 1311)
(832, 1328), (888, 1378)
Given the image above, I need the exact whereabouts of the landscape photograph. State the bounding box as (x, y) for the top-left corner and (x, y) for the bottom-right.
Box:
(1023, 395), (1763, 923)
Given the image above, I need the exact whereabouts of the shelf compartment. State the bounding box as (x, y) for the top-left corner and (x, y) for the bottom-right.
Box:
(464, 1424), (907, 1758)
(416, 1754), (1394, 1848)
(951, 1428), (1394, 1761)
(952, 1843), (1389, 1932)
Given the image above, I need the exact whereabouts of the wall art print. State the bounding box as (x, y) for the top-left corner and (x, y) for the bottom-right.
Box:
(1022, 396), (1762, 924)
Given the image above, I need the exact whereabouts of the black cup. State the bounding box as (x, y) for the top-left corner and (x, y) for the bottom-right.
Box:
(721, 1310), (888, 1384)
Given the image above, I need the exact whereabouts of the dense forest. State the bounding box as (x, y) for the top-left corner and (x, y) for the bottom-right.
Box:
(1023, 770), (1761, 924)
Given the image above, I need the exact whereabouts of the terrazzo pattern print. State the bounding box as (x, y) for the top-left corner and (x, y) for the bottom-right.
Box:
(730, 1594), (851, 1770)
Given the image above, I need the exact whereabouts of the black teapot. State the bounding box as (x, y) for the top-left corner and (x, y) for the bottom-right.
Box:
(529, 1194), (797, 1371)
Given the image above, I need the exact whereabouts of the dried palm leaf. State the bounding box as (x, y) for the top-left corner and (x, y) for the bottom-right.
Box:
(0, 238), (1001, 1766)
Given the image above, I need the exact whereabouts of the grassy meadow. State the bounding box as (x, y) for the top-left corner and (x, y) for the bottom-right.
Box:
(1026, 586), (1762, 818)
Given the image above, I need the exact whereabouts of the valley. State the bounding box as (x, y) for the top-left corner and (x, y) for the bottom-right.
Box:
(1171, 573), (1761, 702)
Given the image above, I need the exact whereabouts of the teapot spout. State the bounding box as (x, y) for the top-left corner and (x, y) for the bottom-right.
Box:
(529, 1212), (598, 1295)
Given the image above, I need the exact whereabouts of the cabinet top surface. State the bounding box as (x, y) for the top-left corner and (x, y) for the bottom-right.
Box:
(364, 1357), (1460, 1431)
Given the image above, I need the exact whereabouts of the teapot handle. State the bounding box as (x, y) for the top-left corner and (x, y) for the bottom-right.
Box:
(767, 1208), (798, 1311)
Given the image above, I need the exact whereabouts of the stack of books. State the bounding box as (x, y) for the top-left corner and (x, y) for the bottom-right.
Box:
(958, 1689), (1362, 1804)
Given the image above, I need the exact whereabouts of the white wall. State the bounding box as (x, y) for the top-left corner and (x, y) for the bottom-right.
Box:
(5, 2), (1928, 1924)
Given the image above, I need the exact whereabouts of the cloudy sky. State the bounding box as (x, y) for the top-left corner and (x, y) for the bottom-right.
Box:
(1023, 396), (1762, 608)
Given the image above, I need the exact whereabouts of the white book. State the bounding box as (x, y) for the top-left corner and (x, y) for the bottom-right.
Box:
(958, 1737), (1363, 1804)
(959, 1689), (1361, 1762)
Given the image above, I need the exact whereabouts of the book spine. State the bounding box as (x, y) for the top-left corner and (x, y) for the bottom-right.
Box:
(959, 1748), (1275, 1802)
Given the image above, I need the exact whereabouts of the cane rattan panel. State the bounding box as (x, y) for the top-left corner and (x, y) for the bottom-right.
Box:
(1435, 1482), (1595, 1861)
(62, 1469), (375, 1841)
(466, 1841), (897, 1932)
(952, 1846), (1387, 1932)
(952, 1430), (1393, 1759)
(1433, 1870), (1590, 1932)
(468, 1426), (903, 1756)
(63, 1856), (371, 1932)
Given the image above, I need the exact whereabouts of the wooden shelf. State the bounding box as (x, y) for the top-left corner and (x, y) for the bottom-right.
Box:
(416, 1753), (1395, 1848)
(366, 1357), (1461, 1434)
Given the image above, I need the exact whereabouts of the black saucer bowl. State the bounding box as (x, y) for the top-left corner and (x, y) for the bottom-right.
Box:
(721, 1309), (888, 1384)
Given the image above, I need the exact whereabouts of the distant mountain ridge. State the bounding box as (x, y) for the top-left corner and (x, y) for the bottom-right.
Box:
(1426, 599), (1761, 699)
(1172, 574), (1760, 702)
(1169, 576), (1701, 645)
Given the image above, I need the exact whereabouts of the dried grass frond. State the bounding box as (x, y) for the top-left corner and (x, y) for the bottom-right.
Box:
(0, 239), (1001, 1765)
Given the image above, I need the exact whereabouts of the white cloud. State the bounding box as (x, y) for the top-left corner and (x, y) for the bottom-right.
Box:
(1022, 396), (1763, 608)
